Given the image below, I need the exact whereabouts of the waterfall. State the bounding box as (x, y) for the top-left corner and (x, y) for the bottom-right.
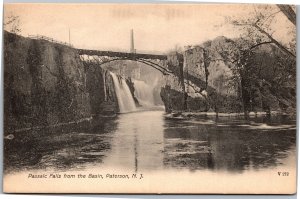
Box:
(110, 72), (136, 113)
(133, 79), (155, 107)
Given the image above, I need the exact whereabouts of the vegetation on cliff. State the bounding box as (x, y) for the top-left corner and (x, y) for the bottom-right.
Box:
(160, 5), (296, 115)
(4, 31), (118, 132)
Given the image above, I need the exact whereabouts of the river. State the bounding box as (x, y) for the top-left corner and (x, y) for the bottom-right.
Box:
(4, 109), (296, 174)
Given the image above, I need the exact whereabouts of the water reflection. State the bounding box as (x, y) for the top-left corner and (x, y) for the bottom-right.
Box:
(101, 110), (165, 172)
(163, 115), (296, 172)
(4, 116), (118, 173)
(4, 110), (296, 174)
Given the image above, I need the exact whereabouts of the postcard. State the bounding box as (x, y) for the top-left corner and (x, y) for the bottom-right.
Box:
(3, 3), (296, 194)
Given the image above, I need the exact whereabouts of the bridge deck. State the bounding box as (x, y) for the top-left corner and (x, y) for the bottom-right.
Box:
(77, 49), (167, 60)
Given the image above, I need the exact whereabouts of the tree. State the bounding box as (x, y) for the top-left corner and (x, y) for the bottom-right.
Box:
(217, 4), (296, 115)
(186, 5), (297, 115)
(230, 4), (295, 59)
(277, 5), (296, 26)
(4, 13), (21, 34)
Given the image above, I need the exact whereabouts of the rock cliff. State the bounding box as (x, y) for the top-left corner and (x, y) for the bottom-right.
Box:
(4, 31), (118, 132)
(160, 36), (295, 114)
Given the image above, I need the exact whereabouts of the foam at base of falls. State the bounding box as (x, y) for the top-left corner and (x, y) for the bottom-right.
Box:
(110, 72), (136, 113)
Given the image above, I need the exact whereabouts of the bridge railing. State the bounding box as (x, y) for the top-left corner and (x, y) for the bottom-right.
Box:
(28, 34), (74, 47)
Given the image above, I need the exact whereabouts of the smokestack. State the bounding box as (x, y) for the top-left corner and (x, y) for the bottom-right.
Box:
(130, 29), (135, 53)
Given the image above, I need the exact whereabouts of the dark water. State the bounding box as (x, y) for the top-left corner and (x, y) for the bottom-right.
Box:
(4, 110), (296, 174)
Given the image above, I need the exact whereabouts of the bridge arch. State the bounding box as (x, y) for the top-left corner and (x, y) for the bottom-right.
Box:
(77, 49), (172, 75)
(97, 57), (171, 75)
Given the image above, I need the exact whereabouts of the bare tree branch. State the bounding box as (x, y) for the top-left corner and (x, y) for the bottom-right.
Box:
(259, 10), (281, 25)
(253, 23), (296, 58)
(249, 41), (274, 50)
(232, 21), (296, 58)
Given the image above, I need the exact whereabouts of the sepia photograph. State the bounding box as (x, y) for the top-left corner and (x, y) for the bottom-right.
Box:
(2, 3), (297, 194)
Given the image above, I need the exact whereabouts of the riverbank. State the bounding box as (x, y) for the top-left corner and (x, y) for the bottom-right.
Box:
(165, 110), (296, 120)
(4, 113), (119, 136)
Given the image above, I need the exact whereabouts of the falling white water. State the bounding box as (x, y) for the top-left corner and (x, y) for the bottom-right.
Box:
(133, 79), (155, 107)
(110, 72), (136, 113)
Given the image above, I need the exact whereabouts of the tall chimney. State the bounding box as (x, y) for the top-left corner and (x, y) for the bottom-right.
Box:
(130, 29), (135, 53)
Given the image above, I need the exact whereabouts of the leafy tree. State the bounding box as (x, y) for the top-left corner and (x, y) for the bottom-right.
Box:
(166, 5), (296, 115)
(219, 4), (296, 115)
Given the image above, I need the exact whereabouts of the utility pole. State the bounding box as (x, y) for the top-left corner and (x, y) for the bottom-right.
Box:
(69, 28), (71, 46)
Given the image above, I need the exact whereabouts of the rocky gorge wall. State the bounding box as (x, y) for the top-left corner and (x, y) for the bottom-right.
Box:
(84, 62), (119, 115)
(4, 32), (118, 132)
(161, 36), (296, 114)
(161, 48), (240, 114)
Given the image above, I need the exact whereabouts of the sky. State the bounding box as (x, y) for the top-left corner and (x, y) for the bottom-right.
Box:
(3, 3), (292, 54)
